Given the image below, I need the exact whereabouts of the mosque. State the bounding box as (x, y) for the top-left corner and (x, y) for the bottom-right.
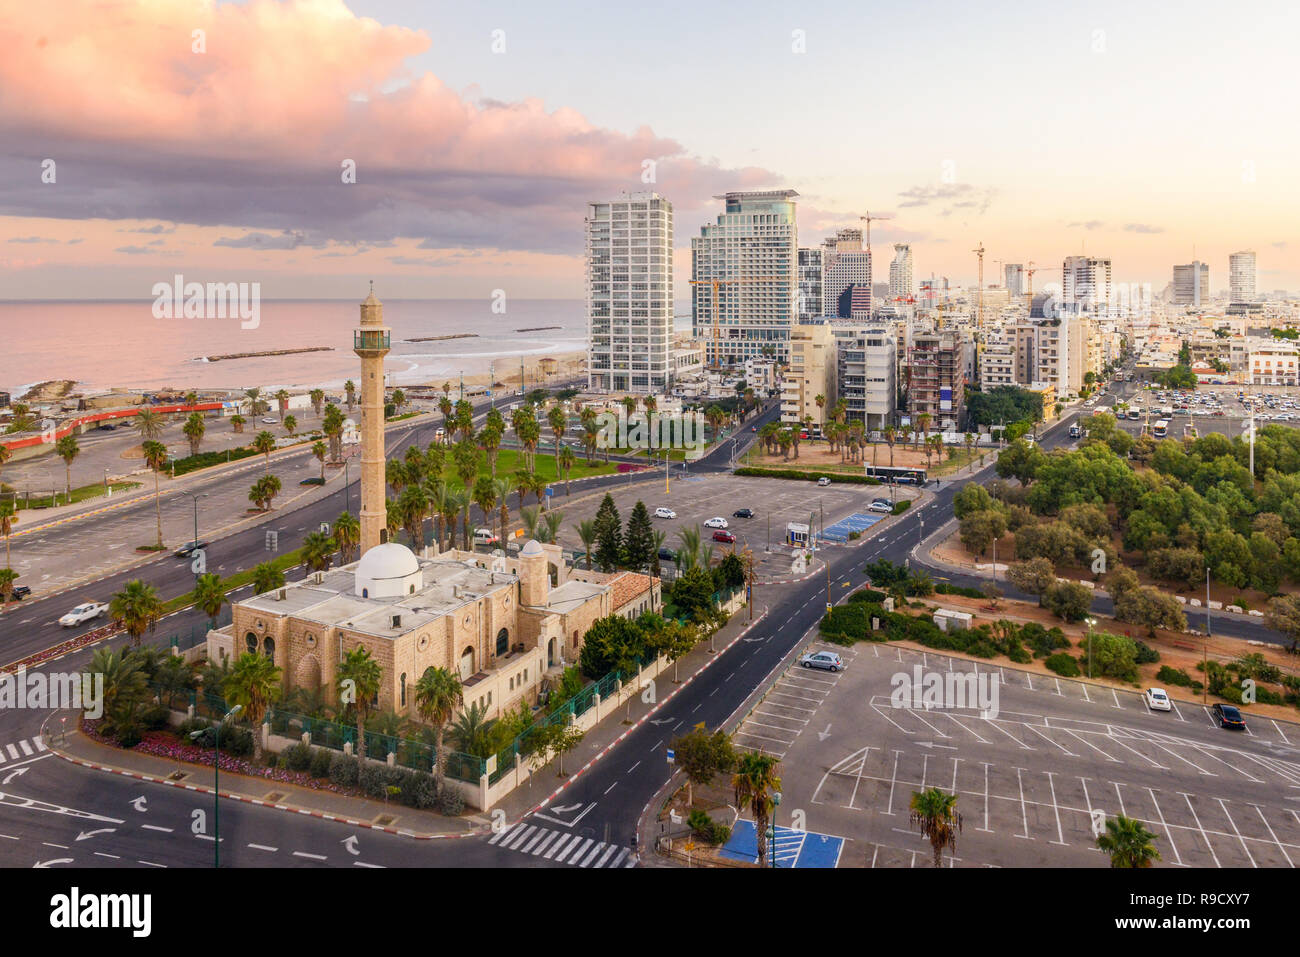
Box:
(205, 287), (658, 720)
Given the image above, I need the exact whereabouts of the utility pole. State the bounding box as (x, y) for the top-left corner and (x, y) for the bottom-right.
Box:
(1206, 568), (1212, 638)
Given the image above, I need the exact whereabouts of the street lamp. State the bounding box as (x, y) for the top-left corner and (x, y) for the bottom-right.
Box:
(1085, 618), (1096, 678)
(769, 790), (782, 868)
(191, 703), (241, 868)
(182, 492), (208, 571)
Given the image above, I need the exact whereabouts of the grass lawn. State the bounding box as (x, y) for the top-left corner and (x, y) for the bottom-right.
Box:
(14, 481), (142, 510)
(431, 448), (617, 487)
(161, 545), (308, 613)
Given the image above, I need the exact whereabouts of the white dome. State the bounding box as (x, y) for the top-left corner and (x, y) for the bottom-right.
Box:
(354, 542), (422, 598)
(520, 539), (545, 557)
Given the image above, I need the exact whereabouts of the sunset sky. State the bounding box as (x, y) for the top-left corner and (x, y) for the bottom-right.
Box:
(1, 0), (1296, 300)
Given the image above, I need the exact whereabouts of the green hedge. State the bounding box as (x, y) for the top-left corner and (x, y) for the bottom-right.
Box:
(166, 445), (261, 476)
(733, 467), (880, 485)
(891, 500), (911, 515)
(935, 583), (983, 599)
(1045, 653), (1081, 677)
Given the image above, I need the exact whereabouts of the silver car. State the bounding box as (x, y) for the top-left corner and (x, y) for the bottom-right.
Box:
(799, 651), (844, 672)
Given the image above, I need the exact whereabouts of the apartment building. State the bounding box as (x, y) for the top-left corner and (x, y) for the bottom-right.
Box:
(889, 244), (913, 301)
(1248, 340), (1299, 386)
(585, 192), (674, 392)
(1013, 318), (1089, 399)
(780, 319), (837, 432)
(833, 325), (897, 430)
(821, 227), (872, 320)
(1004, 263), (1024, 298)
(906, 331), (965, 431)
(691, 190), (799, 366)
(1062, 256), (1113, 316)
(1172, 261), (1209, 307)
(797, 247), (823, 322)
(1230, 250), (1257, 304)
(979, 330), (1017, 391)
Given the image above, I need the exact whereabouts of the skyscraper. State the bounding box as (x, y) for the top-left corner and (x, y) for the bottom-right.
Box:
(353, 282), (390, 557)
(1004, 263), (1024, 299)
(585, 192), (674, 393)
(1229, 250), (1257, 304)
(1172, 261), (1209, 307)
(691, 189), (799, 365)
(821, 227), (871, 320)
(1062, 256), (1112, 315)
(797, 246), (823, 321)
(889, 244), (913, 302)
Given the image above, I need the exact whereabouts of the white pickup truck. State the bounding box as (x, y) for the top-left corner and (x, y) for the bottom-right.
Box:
(58, 602), (110, 627)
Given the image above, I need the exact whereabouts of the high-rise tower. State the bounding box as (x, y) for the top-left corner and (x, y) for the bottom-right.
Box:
(354, 282), (391, 557)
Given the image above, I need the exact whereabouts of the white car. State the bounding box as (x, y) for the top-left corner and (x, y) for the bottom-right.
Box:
(59, 602), (109, 628)
(260, 416), (277, 424)
(868, 499), (893, 513)
(816, 476), (831, 486)
(472, 528), (499, 546)
(1144, 688), (1172, 712)
(654, 507), (676, 519)
(703, 517), (728, 529)
(799, 651), (844, 672)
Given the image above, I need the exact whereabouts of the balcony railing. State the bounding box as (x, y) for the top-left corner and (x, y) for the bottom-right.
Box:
(354, 330), (391, 352)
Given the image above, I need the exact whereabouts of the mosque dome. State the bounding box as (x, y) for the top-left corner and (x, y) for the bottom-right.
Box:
(354, 542), (422, 598)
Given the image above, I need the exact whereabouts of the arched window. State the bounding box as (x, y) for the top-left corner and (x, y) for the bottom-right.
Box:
(262, 637), (275, 661)
(459, 646), (475, 681)
(495, 628), (509, 657)
(399, 674), (407, 708)
(548, 562), (559, 588)
(245, 633), (257, 654)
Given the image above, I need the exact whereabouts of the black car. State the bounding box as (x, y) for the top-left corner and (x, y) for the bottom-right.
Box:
(174, 540), (209, 558)
(97, 423), (116, 431)
(657, 547), (677, 563)
(733, 508), (754, 518)
(1212, 703), (1246, 730)
(11, 585), (31, 600)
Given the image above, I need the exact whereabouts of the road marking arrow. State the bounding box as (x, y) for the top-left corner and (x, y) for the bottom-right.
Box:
(918, 742), (957, 750)
(817, 724), (832, 741)
(75, 828), (116, 841)
(550, 803), (582, 814)
(3, 768), (27, 785)
(648, 717), (674, 726)
(33, 858), (74, 868)
(342, 835), (360, 856)
(131, 797), (147, 812)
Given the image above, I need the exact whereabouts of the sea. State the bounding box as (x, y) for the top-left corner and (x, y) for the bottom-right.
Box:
(0, 299), (699, 398)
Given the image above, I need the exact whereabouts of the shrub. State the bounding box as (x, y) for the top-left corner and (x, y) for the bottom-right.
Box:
(1218, 683), (1245, 705)
(687, 809), (732, 845)
(1254, 686), (1284, 706)
(309, 747), (334, 778)
(732, 467), (879, 485)
(439, 788), (466, 816)
(401, 770), (439, 809)
(328, 752), (360, 787)
(117, 726), (144, 748)
(283, 741), (313, 772)
(219, 725), (254, 757)
(140, 703), (170, 731)
(1006, 643), (1032, 664)
(1045, 653), (1081, 677)
(1157, 665), (1193, 687)
(967, 640), (998, 659)
(1134, 641), (1160, 665)
(1078, 631), (1140, 683)
(177, 717), (211, 740)
(892, 500), (911, 516)
(358, 761), (387, 798)
(935, 583), (984, 599)
(1020, 622), (1069, 658)
(849, 588), (887, 603)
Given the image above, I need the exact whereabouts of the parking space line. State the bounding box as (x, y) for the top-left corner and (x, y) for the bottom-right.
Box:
(745, 718), (803, 735)
(904, 709), (950, 738)
(1251, 805), (1294, 868)
(1181, 793), (1221, 868)
(1014, 768), (1032, 839)
(1111, 689), (1123, 710)
(883, 751), (901, 816)
(1142, 740), (1217, 776)
(1185, 743), (1262, 782)
(1168, 699), (1189, 722)
(1079, 683), (1090, 703)
(943, 713), (990, 744)
(982, 718), (1034, 750)
(1215, 798), (1256, 868)
(1103, 734), (1168, 769)
(1113, 781), (1127, 817)
(1147, 789), (1185, 866)
(1233, 750), (1300, 787)
(871, 704), (915, 735)
(920, 754), (929, 791)
(1273, 720), (1292, 745)
(1079, 777), (1099, 850)
(735, 729), (795, 745)
(753, 709), (809, 726)
(1024, 724), (1076, 756)
(979, 763), (992, 832)
(1062, 728), (1121, 763)
(1044, 772), (1067, 846)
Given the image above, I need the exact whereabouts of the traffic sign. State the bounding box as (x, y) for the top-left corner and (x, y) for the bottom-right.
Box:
(666, 748), (675, 764)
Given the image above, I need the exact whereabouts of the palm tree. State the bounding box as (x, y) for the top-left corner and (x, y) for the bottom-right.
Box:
(576, 519), (597, 570)
(55, 434), (79, 500)
(520, 505), (541, 540)
(471, 476), (498, 545)
(193, 572), (226, 627)
(224, 651), (282, 763)
(312, 441), (327, 481)
(0, 503), (15, 571)
(110, 579), (163, 647)
(90, 648), (148, 730)
(452, 440), (482, 546)
(398, 485), (428, 549)
(444, 488), (468, 550)
(309, 388), (325, 417)
(733, 752), (781, 867)
(322, 405), (344, 462)
(337, 646), (382, 759)
(548, 405), (567, 467)
(909, 787), (963, 867)
(251, 561), (285, 595)
(558, 444), (576, 495)
(541, 510), (563, 544)
(0, 443), (11, 488)
(491, 477), (512, 544)
(916, 412), (931, 451)
(0, 568), (18, 614)
(141, 440), (168, 548)
(244, 387), (264, 417)
(448, 701), (497, 758)
(882, 426), (897, 468)
(478, 423), (503, 479)
(343, 380), (356, 412)
(182, 411), (205, 456)
(1096, 814), (1161, 868)
(302, 530), (336, 571)
(414, 667), (463, 795)
(274, 389), (289, 422)
(230, 413), (246, 434)
(334, 511), (360, 563)
(650, 529), (666, 577)
(134, 408), (163, 442)
(252, 431), (275, 471)
(385, 498), (403, 542)
(283, 414), (297, 437)
(386, 458), (409, 496)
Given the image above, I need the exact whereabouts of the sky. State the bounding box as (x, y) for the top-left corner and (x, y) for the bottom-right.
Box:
(0, 0), (1296, 300)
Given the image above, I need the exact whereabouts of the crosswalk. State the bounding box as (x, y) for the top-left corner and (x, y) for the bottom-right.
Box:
(0, 737), (46, 762)
(488, 821), (636, 868)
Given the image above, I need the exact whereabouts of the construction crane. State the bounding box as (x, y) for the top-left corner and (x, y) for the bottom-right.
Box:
(858, 211), (893, 249)
(690, 276), (781, 372)
(1025, 260), (1037, 315)
(972, 241), (986, 335)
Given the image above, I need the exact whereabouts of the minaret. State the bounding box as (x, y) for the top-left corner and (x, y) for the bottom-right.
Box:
(354, 282), (390, 557)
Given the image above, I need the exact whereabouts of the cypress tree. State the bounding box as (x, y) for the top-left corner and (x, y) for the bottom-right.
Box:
(593, 493), (623, 571)
(624, 500), (655, 572)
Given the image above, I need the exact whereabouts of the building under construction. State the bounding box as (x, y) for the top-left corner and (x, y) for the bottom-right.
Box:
(906, 331), (966, 432)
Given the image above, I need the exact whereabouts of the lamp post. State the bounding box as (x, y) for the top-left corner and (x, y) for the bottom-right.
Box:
(343, 457), (351, 514)
(1205, 568), (1211, 638)
(191, 703), (241, 868)
(183, 492), (208, 575)
(1085, 618), (1096, 678)
(769, 790), (782, 868)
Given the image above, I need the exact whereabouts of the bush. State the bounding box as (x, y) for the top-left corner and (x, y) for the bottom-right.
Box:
(1134, 641), (1160, 665)
(849, 588), (887, 603)
(140, 703), (170, 731)
(401, 770), (439, 809)
(177, 716), (211, 740)
(935, 583), (984, 599)
(1254, 686), (1284, 706)
(732, 467), (879, 485)
(1157, 665), (1194, 687)
(358, 761), (387, 798)
(217, 725), (254, 757)
(892, 500), (911, 516)
(687, 808), (732, 845)
(117, 726), (144, 748)
(1045, 653), (1081, 677)
(439, 788), (466, 816)
(283, 741), (313, 772)
(309, 747), (334, 779)
(1006, 643), (1033, 664)
(1218, 683), (1245, 705)
(328, 752), (360, 787)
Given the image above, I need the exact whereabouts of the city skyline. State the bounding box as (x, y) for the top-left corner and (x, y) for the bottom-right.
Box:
(1, 0), (1297, 300)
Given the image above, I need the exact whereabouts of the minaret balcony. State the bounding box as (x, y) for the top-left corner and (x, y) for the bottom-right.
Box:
(354, 330), (391, 352)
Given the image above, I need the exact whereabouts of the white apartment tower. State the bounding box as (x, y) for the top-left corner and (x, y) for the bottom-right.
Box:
(797, 247), (823, 321)
(1062, 256), (1113, 315)
(889, 244), (914, 302)
(586, 192), (674, 392)
(691, 190), (799, 366)
(821, 227), (872, 321)
(1004, 263), (1024, 299)
(1172, 262), (1209, 307)
(1229, 250), (1257, 304)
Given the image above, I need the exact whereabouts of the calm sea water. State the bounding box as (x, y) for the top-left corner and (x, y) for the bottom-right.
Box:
(0, 299), (604, 396)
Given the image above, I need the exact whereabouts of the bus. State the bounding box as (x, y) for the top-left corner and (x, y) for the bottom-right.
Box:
(1153, 419), (1169, 438)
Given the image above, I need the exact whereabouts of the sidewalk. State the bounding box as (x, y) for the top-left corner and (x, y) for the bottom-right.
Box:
(43, 709), (486, 840)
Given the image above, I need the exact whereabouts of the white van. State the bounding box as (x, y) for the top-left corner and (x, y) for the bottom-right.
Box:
(473, 528), (499, 547)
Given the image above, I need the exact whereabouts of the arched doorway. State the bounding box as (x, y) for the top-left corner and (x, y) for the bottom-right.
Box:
(262, 636), (275, 661)
(547, 637), (556, 668)
(495, 628), (509, 657)
(245, 633), (257, 654)
(458, 646), (475, 681)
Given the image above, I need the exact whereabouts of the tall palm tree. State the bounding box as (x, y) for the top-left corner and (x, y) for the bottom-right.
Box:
(302, 530), (336, 571)
(414, 667), (463, 795)
(398, 485), (428, 549)
(283, 414), (297, 437)
(1096, 814), (1161, 868)
(134, 408), (163, 442)
(343, 380), (356, 412)
(274, 389), (290, 422)
(472, 476), (498, 545)
(576, 519), (597, 570)
(452, 440), (482, 545)
(309, 388), (325, 417)
(182, 411), (205, 456)
(733, 752), (781, 867)
(520, 506), (541, 540)
(252, 561), (285, 595)
(548, 405), (567, 467)
(448, 701), (498, 758)
(337, 646), (382, 759)
(909, 787), (963, 867)
(444, 488), (468, 550)
(322, 404), (344, 462)
(916, 412), (931, 451)
(312, 441), (327, 481)
(334, 511), (360, 563)
(252, 431), (275, 471)
(55, 434), (79, 500)
(386, 458), (409, 496)
(558, 444), (576, 495)
(141, 440), (168, 548)
(883, 426), (897, 469)
(109, 579), (163, 647)
(0, 443), (11, 488)
(423, 479), (449, 553)
(224, 651), (283, 763)
(0, 568), (18, 614)
(193, 572), (226, 627)
(244, 387), (264, 417)
(491, 477), (512, 545)
(541, 510), (564, 545)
